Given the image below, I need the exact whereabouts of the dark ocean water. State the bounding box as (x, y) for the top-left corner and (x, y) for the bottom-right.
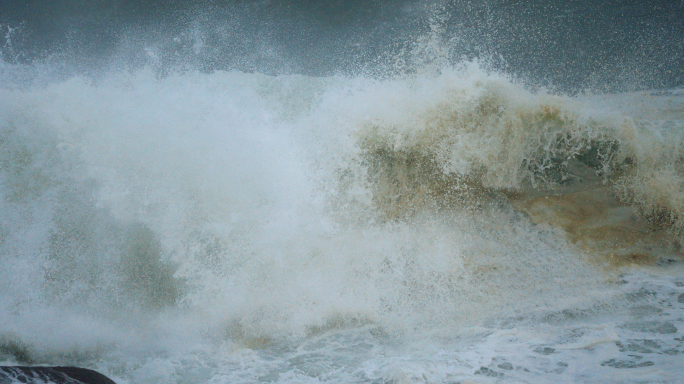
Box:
(2, 0), (683, 91)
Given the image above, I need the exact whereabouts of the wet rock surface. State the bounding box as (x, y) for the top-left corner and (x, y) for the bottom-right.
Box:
(0, 366), (115, 384)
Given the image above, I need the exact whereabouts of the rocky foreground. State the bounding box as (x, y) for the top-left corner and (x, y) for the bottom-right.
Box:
(0, 366), (115, 384)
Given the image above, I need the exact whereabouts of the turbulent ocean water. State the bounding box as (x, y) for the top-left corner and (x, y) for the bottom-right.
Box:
(1, 1), (684, 383)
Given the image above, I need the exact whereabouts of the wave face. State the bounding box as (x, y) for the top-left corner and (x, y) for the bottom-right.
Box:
(1, 2), (684, 384)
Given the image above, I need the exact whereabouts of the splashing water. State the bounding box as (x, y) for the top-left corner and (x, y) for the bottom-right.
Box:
(1, 3), (684, 383)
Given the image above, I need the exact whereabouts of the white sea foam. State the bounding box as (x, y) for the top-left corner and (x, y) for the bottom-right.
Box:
(0, 60), (683, 383)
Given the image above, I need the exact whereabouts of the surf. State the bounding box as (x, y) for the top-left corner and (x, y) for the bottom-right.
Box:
(0, 5), (683, 380)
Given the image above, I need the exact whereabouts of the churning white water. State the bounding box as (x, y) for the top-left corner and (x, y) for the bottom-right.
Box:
(0, 59), (683, 383)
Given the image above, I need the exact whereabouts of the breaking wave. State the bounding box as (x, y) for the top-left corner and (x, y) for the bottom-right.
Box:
(0, 58), (682, 382)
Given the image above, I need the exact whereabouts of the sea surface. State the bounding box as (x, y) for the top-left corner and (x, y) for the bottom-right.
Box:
(1, 1), (683, 383)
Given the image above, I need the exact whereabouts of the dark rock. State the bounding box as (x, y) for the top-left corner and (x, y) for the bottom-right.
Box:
(0, 366), (115, 384)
